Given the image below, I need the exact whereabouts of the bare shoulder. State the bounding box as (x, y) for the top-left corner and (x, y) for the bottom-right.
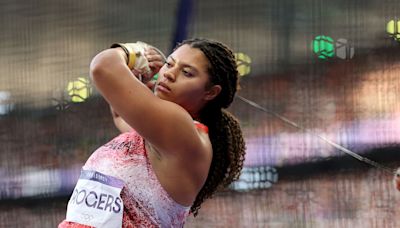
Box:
(179, 124), (213, 184)
(157, 120), (213, 174)
(196, 123), (213, 158)
(149, 122), (213, 206)
(155, 116), (213, 164)
(192, 126), (213, 162)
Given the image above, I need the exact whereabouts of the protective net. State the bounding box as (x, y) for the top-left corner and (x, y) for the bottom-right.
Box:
(1, 0), (400, 227)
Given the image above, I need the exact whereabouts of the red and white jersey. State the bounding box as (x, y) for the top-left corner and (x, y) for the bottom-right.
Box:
(59, 126), (197, 228)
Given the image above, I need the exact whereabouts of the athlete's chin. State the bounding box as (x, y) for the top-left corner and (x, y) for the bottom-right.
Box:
(154, 92), (172, 101)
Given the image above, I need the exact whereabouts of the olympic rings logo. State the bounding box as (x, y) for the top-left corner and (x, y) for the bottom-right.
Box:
(81, 212), (94, 222)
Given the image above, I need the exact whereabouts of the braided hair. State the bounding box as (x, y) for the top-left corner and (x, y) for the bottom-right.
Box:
(175, 38), (246, 216)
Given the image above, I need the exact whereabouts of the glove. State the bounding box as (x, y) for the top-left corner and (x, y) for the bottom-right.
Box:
(110, 41), (166, 83)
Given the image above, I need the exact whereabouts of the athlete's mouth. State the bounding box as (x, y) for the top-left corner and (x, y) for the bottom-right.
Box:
(157, 81), (171, 92)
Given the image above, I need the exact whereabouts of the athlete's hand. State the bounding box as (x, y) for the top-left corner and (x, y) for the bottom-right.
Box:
(111, 41), (166, 85)
(143, 47), (165, 82)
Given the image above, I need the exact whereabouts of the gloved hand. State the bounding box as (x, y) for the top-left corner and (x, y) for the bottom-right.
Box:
(111, 41), (166, 83)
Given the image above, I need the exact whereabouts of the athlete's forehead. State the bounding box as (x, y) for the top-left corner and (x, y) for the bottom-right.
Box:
(168, 44), (209, 73)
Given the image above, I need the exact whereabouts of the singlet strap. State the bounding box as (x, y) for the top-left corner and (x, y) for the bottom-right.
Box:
(193, 121), (208, 134)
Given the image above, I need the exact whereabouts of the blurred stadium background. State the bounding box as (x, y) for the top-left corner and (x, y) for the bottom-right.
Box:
(1, 0), (400, 227)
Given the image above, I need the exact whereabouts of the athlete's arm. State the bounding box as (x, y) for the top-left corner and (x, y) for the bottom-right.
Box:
(90, 48), (208, 158)
(110, 105), (132, 133)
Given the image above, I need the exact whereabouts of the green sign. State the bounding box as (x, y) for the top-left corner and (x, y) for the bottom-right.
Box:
(387, 19), (400, 41)
(312, 35), (335, 59)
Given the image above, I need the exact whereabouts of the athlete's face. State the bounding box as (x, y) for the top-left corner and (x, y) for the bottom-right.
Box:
(154, 44), (220, 117)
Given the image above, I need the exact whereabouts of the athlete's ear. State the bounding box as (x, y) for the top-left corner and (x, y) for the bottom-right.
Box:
(204, 85), (221, 101)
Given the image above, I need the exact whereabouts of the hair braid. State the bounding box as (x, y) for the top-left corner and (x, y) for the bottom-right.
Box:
(176, 38), (246, 216)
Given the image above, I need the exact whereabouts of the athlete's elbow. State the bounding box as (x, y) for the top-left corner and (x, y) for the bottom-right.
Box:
(90, 52), (109, 82)
(90, 63), (105, 84)
(90, 49), (126, 83)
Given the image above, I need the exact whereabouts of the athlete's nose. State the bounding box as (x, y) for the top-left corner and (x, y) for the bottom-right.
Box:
(163, 67), (177, 82)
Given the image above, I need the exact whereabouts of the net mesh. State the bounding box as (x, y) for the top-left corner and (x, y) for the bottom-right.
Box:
(1, 0), (400, 227)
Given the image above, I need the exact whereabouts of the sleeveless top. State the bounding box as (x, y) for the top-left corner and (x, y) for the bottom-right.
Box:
(59, 121), (208, 228)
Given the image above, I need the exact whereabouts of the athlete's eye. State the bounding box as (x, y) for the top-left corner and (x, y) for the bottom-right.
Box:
(165, 61), (173, 68)
(182, 69), (194, 77)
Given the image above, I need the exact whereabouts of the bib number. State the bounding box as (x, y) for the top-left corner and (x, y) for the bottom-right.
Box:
(66, 170), (124, 228)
